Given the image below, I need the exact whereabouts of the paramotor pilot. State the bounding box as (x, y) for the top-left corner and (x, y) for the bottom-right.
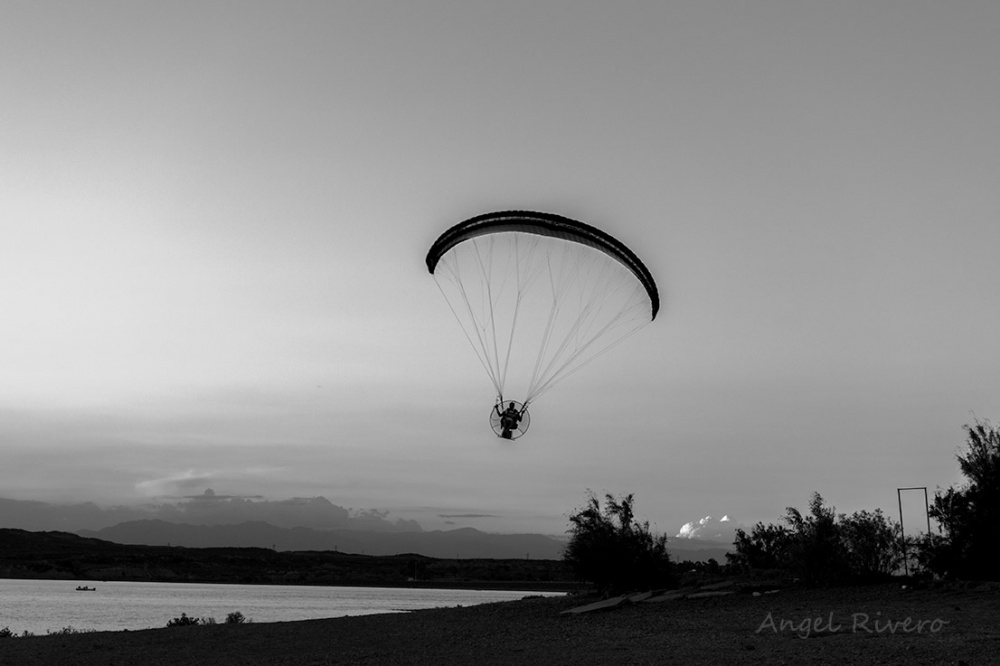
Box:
(495, 401), (524, 439)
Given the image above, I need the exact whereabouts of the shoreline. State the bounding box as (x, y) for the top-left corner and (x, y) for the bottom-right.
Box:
(1, 578), (572, 637)
(1, 582), (996, 665)
(0, 574), (581, 594)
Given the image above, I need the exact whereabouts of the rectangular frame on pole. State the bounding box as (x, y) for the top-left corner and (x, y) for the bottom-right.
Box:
(897, 486), (931, 577)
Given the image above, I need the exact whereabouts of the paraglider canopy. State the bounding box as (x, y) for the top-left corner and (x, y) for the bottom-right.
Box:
(426, 211), (659, 319)
(427, 210), (659, 428)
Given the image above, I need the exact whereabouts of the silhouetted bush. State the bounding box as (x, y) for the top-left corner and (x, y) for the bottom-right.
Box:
(909, 532), (942, 575)
(564, 491), (674, 594)
(0, 627), (34, 639)
(166, 612), (201, 627)
(164, 611), (248, 627)
(728, 493), (903, 584)
(727, 521), (792, 572)
(676, 558), (723, 575)
(840, 508), (903, 580)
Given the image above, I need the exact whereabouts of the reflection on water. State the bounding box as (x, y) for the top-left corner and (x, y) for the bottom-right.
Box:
(0, 579), (563, 635)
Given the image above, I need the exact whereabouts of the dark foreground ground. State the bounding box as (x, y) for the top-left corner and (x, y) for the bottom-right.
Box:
(1, 581), (997, 665)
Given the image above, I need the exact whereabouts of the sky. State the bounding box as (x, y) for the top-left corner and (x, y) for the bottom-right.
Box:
(2, 1), (998, 539)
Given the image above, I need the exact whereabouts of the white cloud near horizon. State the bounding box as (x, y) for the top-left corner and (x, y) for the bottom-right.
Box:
(677, 516), (740, 541)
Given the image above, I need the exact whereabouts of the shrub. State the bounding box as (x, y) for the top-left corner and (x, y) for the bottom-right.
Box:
(913, 532), (952, 577)
(563, 491), (674, 594)
(676, 558), (723, 575)
(47, 626), (92, 635)
(166, 613), (201, 628)
(729, 493), (904, 584)
(225, 611), (248, 624)
(840, 509), (903, 580)
(727, 522), (792, 572)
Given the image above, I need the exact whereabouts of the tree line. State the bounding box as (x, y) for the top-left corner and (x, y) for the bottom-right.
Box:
(563, 418), (1000, 592)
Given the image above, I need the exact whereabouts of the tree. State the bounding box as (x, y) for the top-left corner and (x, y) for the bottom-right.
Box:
(783, 493), (851, 584)
(727, 522), (792, 572)
(925, 418), (1000, 579)
(563, 491), (674, 594)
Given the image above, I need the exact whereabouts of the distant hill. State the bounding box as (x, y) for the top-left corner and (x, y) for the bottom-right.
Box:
(0, 528), (575, 589)
(76, 520), (730, 563)
(79, 520), (568, 560)
(666, 537), (733, 565)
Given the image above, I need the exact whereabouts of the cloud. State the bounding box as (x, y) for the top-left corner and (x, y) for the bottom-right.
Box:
(134, 470), (215, 497)
(676, 515), (738, 541)
(0, 494), (422, 533)
(134, 467), (280, 498)
(183, 488), (264, 502)
(438, 513), (498, 519)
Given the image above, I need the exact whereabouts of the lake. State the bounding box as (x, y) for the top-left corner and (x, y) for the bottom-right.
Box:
(0, 579), (564, 635)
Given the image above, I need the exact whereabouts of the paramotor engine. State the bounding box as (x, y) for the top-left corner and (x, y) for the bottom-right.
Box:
(426, 211), (659, 438)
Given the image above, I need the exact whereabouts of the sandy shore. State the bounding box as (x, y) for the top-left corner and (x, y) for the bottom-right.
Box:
(1, 582), (997, 665)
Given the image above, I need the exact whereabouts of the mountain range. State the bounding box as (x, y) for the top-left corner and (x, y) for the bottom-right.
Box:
(1, 497), (733, 562)
(77, 520), (732, 563)
(79, 520), (567, 560)
(0, 493), (420, 533)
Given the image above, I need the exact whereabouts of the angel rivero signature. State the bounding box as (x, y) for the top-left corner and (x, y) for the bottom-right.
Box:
(756, 611), (950, 639)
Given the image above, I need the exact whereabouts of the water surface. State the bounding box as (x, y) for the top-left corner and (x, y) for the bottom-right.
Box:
(0, 579), (563, 635)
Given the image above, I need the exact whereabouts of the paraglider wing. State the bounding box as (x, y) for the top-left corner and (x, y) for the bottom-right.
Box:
(426, 211), (659, 319)
(427, 210), (659, 407)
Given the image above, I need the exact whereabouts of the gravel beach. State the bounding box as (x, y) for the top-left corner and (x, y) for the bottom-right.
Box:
(1, 582), (997, 665)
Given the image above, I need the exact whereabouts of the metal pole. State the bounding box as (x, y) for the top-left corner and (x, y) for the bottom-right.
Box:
(897, 488), (908, 577)
(924, 487), (932, 535)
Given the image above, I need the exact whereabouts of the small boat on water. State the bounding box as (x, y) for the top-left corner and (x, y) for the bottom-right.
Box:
(75, 585), (96, 591)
